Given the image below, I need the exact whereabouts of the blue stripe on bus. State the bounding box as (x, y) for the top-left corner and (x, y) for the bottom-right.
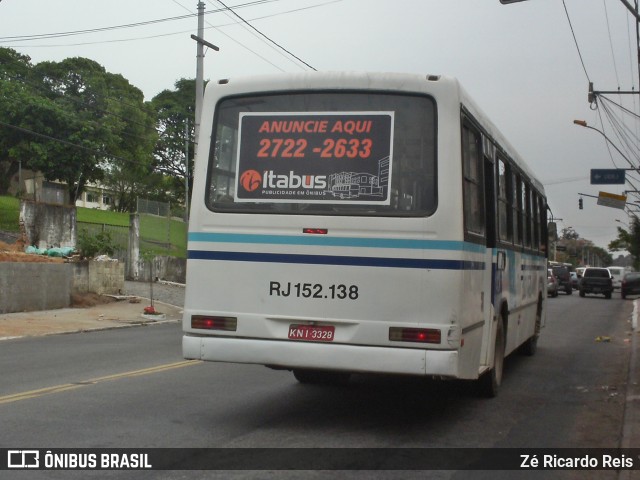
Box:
(188, 232), (486, 253)
(187, 250), (485, 270)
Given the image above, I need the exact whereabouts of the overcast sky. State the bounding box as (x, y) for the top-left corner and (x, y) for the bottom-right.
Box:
(1, 0), (638, 255)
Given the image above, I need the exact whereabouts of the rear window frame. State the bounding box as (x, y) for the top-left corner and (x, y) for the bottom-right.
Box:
(205, 90), (439, 218)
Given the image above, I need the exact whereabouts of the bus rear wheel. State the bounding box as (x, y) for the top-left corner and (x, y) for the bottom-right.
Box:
(293, 369), (351, 385)
(477, 316), (505, 398)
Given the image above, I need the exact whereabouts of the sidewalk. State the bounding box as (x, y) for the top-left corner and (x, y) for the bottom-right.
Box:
(0, 296), (182, 340)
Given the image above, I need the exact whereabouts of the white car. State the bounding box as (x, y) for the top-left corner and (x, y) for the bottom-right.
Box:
(607, 267), (627, 290)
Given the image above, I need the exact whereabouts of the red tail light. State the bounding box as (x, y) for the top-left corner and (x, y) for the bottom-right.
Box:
(389, 327), (441, 344)
(191, 315), (237, 331)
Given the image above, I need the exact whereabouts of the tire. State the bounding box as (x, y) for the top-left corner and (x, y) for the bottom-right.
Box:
(553, 289), (558, 298)
(622, 291), (627, 299)
(566, 287), (572, 295)
(579, 290), (585, 297)
(478, 315), (505, 398)
(293, 369), (351, 385)
(605, 292), (612, 299)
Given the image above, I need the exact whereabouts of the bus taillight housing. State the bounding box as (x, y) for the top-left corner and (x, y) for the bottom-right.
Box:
(191, 315), (237, 331)
(389, 327), (441, 344)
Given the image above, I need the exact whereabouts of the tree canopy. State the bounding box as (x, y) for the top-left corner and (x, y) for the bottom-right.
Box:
(0, 47), (158, 209)
(609, 218), (640, 270)
(150, 78), (199, 209)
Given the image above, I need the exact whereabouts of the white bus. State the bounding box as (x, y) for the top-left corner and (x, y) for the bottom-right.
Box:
(183, 72), (548, 397)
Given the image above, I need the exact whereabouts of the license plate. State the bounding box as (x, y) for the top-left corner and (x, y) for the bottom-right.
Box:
(288, 324), (335, 342)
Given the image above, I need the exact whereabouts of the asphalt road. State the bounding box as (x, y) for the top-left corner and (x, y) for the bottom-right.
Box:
(0, 289), (634, 480)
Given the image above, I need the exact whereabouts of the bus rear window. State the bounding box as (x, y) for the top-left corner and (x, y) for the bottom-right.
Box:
(207, 92), (436, 216)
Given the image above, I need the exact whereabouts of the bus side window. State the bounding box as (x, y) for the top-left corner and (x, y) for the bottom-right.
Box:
(462, 122), (485, 239)
(512, 172), (521, 246)
(497, 158), (511, 243)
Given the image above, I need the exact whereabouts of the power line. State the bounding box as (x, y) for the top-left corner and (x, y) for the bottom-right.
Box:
(214, 0), (316, 70)
(0, 0), (282, 42)
(3, 71), (158, 143)
(602, 0), (621, 88)
(562, 0), (591, 83)
(0, 119), (143, 168)
(172, 0), (287, 72)
(205, 0), (302, 70)
(0, 1), (341, 52)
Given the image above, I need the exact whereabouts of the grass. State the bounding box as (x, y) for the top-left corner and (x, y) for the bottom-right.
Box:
(77, 207), (130, 226)
(0, 196), (20, 232)
(1, 196), (187, 257)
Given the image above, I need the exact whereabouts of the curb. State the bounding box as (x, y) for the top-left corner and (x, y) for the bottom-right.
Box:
(0, 298), (184, 342)
(619, 299), (639, 480)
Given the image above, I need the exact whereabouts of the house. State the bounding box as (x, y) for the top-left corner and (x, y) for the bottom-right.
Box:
(7, 167), (116, 210)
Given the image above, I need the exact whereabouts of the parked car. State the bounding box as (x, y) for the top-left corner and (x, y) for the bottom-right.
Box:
(550, 264), (572, 295)
(547, 269), (559, 297)
(579, 267), (613, 299)
(570, 272), (579, 290)
(621, 272), (640, 299)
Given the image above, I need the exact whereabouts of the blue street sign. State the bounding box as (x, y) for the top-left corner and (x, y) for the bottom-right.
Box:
(590, 169), (626, 185)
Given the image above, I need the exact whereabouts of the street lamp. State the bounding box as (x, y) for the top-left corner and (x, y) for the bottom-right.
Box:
(573, 120), (636, 169)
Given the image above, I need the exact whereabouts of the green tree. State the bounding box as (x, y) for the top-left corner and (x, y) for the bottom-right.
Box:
(150, 78), (198, 208)
(0, 48), (66, 195)
(97, 73), (158, 212)
(609, 218), (640, 270)
(29, 57), (157, 205)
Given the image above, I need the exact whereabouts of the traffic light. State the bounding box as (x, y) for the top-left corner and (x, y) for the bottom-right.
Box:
(578, 198), (583, 210)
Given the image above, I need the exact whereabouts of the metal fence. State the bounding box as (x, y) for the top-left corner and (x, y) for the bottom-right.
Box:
(137, 198), (171, 217)
(76, 221), (129, 263)
(137, 198), (187, 259)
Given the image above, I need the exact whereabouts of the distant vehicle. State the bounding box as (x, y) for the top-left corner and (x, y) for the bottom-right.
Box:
(549, 263), (572, 295)
(547, 269), (559, 297)
(579, 267), (613, 299)
(570, 272), (579, 290)
(621, 272), (640, 299)
(607, 267), (626, 290)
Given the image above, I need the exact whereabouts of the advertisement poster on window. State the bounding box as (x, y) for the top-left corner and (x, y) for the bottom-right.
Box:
(234, 112), (394, 204)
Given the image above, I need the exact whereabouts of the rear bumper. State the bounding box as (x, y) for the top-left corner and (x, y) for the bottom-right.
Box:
(183, 335), (462, 378)
(581, 286), (613, 294)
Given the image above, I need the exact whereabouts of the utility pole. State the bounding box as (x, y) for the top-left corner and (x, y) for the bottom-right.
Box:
(184, 118), (189, 223)
(191, 2), (219, 158)
(194, 1), (205, 155)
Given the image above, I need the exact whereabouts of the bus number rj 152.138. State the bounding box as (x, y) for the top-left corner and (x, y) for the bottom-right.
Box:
(269, 281), (359, 300)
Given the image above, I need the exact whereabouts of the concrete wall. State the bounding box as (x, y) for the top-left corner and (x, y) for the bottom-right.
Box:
(137, 256), (186, 284)
(72, 261), (125, 295)
(0, 261), (124, 314)
(0, 263), (72, 313)
(20, 200), (76, 249)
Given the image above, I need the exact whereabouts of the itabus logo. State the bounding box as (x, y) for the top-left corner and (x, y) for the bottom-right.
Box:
(262, 171), (327, 190)
(239, 170), (262, 192)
